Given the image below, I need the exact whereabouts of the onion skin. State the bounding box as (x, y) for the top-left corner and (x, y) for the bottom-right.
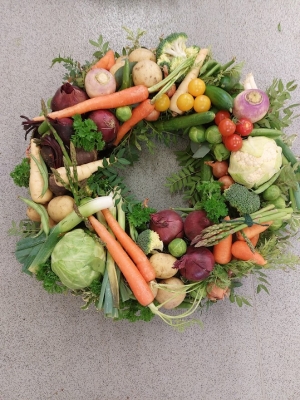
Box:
(174, 246), (215, 282)
(85, 68), (117, 98)
(50, 83), (89, 111)
(232, 89), (270, 123)
(184, 210), (213, 241)
(149, 210), (184, 245)
(88, 110), (119, 145)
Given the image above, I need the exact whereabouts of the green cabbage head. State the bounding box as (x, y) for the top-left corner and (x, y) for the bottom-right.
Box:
(51, 229), (106, 290)
(228, 136), (282, 189)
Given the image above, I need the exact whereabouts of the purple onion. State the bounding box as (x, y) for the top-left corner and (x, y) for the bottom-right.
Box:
(50, 83), (89, 112)
(232, 89), (270, 123)
(88, 110), (120, 145)
(174, 246), (215, 281)
(149, 210), (184, 245)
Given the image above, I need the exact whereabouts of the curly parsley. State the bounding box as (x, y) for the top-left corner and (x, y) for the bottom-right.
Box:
(71, 114), (105, 152)
(195, 181), (228, 223)
(10, 158), (30, 187)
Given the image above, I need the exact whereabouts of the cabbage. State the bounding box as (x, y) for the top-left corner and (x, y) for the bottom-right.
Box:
(51, 229), (106, 289)
(228, 136), (282, 189)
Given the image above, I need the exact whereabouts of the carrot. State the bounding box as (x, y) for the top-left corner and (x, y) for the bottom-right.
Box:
(91, 49), (115, 71)
(231, 241), (267, 266)
(88, 215), (155, 306)
(29, 139), (53, 204)
(52, 159), (107, 187)
(236, 221), (273, 241)
(101, 208), (156, 282)
(250, 233), (260, 247)
(213, 216), (232, 264)
(113, 99), (155, 146)
(32, 85), (149, 122)
(169, 48), (209, 115)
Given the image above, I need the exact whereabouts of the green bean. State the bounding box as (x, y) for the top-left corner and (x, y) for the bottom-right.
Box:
(19, 196), (50, 236)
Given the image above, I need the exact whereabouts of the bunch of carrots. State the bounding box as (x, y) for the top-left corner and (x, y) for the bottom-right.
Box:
(213, 217), (272, 266)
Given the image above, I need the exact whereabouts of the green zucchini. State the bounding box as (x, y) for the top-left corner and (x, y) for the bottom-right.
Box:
(204, 85), (233, 111)
(150, 111), (215, 132)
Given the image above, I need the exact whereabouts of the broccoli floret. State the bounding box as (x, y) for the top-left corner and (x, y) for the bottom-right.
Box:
(136, 229), (164, 255)
(156, 33), (198, 73)
(223, 183), (261, 215)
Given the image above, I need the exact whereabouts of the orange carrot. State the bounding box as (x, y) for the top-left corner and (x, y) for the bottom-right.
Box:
(88, 215), (154, 306)
(101, 208), (156, 282)
(91, 49), (115, 71)
(236, 221), (273, 241)
(250, 233), (260, 247)
(32, 85), (149, 122)
(231, 241), (267, 266)
(207, 283), (228, 301)
(213, 216), (232, 265)
(113, 99), (155, 146)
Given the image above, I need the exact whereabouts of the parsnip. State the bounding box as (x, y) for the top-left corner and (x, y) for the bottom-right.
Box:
(53, 159), (106, 187)
(169, 48), (209, 115)
(29, 139), (53, 204)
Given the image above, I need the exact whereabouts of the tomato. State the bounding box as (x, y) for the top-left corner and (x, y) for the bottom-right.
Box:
(214, 110), (231, 125)
(218, 118), (236, 137)
(154, 93), (171, 112)
(223, 134), (243, 151)
(235, 117), (253, 136)
(193, 95), (211, 113)
(177, 93), (194, 112)
(188, 78), (206, 97)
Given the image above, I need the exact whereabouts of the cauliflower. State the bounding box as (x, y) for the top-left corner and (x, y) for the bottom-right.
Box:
(156, 32), (200, 73)
(136, 229), (164, 255)
(228, 136), (282, 189)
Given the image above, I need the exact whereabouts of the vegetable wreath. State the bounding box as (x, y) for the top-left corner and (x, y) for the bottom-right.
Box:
(10, 28), (300, 330)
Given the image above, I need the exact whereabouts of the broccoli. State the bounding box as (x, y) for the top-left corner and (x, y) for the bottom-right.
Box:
(223, 183), (261, 215)
(136, 229), (164, 255)
(156, 33), (200, 73)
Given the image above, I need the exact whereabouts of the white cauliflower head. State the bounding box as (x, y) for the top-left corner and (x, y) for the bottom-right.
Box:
(228, 136), (282, 189)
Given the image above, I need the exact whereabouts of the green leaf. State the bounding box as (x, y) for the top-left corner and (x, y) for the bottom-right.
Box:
(257, 284), (270, 294)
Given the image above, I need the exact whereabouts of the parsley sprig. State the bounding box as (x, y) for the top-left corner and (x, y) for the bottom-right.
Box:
(71, 114), (105, 152)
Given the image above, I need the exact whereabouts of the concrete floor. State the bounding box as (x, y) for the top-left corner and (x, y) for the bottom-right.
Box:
(1, 1), (300, 399)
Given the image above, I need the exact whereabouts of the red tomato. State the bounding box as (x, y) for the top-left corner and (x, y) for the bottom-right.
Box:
(235, 118), (253, 136)
(214, 110), (231, 125)
(218, 118), (236, 137)
(223, 134), (243, 151)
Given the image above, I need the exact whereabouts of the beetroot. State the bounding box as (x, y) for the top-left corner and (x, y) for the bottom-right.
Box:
(149, 210), (184, 245)
(174, 246), (215, 281)
(184, 210), (213, 241)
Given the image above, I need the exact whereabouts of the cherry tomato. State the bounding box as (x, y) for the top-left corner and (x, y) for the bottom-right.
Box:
(218, 118), (236, 137)
(214, 110), (231, 125)
(223, 134), (243, 151)
(177, 93), (194, 112)
(193, 95), (211, 113)
(235, 117), (253, 136)
(188, 78), (206, 97)
(154, 93), (171, 112)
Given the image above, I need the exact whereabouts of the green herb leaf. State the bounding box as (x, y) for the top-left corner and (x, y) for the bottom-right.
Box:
(71, 114), (105, 152)
(10, 158), (30, 188)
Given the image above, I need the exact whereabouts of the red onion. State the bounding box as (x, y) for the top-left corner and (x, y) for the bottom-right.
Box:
(149, 210), (184, 245)
(88, 110), (119, 145)
(85, 68), (116, 98)
(50, 83), (89, 111)
(232, 89), (270, 123)
(174, 246), (215, 281)
(184, 210), (213, 241)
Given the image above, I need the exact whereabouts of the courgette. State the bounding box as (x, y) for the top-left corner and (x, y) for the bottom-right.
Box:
(150, 111), (215, 132)
(204, 85), (233, 111)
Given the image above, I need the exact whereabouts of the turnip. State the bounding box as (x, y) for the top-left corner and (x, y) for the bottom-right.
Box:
(85, 68), (117, 98)
(155, 277), (186, 309)
(232, 89), (270, 123)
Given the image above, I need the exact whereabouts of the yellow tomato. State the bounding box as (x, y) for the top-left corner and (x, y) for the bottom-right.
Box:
(176, 93), (194, 112)
(188, 78), (206, 97)
(193, 95), (211, 113)
(154, 93), (171, 112)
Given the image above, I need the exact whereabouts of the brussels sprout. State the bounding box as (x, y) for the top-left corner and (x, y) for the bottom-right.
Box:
(51, 229), (106, 290)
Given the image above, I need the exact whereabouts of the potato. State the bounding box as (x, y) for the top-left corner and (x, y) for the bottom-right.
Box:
(110, 61), (125, 76)
(128, 48), (156, 63)
(132, 60), (162, 88)
(150, 253), (178, 279)
(26, 206), (42, 222)
(155, 277), (186, 309)
(47, 195), (75, 223)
